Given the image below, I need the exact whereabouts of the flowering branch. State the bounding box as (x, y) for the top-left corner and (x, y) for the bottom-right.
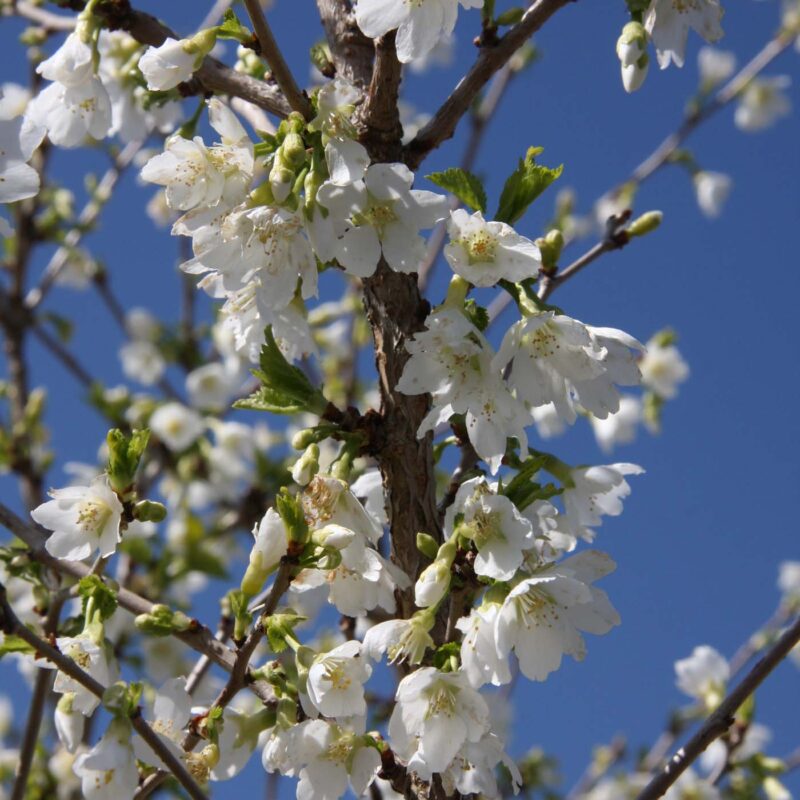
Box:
(0, 583), (209, 800)
(618, 27), (795, 198)
(637, 613), (800, 800)
(242, 0), (312, 119)
(9, 591), (66, 800)
(404, 0), (576, 168)
(0, 502), (278, 703)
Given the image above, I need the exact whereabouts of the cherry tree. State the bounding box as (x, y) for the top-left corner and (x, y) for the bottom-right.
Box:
(0, 1), (799, 799)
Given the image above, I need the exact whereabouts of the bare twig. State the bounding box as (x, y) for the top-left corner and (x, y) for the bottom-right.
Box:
(31, 322), (96, 389)
(25, 141), (143, 311)
(242, 0), (312, 119)
(637, 614), (800, 800)
(0, 584), (209, 800)
(566, 736), (627, 800)
(404, 0), (576, 168)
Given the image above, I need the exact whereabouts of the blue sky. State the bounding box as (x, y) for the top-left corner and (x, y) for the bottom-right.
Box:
(1, 1), (799, 797)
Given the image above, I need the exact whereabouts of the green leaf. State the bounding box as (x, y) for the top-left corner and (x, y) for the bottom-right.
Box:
(495, 147), (563, 225)
(78, 574), (118, 622)
(235, 327), (326, 416)
(432, 642), (460, 671)
(215, 9), (253, 43)
(425, 168), (487, 213)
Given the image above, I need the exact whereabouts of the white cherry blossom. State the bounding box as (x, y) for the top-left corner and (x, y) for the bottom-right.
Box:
(26, 33), (111, 147)
(663, 768), (721, 800)
(561, 462), (643, 534)
(282, 719), (381, 800)
(443, 209), (542, 287)
(693, 170), (732, 218)
(241, 508), (288, 595)
(697, 46), (736, 89)
(495, 550), (620, 681)
(640, 336), (689, 399)
(675, 645), (729, 707)
(309, 78), (369, 186)
(141, 99), (253, 211)
(440, 732), (522, 799)
(355, 0), (482, 64)
(778, 561), (800, 604)
(316, 163), (446, 276)
(644, 0), (724, 69)
(590, 395), (643, 453)
(734, 76), (792, 132)
(306, 640), (372, 719)
(363, 615), (434, 666)
(389, 666), (490, 779)
(457, 602), (513, 688)
(398, 308), (529, 474)
(139, 33), (214, 91)
(37, 634), (116, 716)
(446, 477), (536, 580)
(149, 402), (205, 452)
(0, 115), (43, 203)
(73, 719), (139, 800)
(119, 340), (166, 386)
(494, 311), (643, 425)
(31, 475), (123, 560)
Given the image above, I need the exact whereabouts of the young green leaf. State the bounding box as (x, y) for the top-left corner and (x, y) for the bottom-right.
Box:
(234, 327), (327, 415)
(426, 168), (487, 213)
(495, 147), (563, 225)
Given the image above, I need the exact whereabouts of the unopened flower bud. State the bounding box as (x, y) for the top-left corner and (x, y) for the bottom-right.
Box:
(616, 22), (649, 93)
(132, 500), (167, 523)
(291, 444), (319, 486)
(535, 229), (564, 272)
(626, 210), (662, 237)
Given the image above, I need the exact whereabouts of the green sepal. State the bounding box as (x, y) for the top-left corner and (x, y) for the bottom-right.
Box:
(276, 487), (309, 544)
(416, 532), (439, 561)
(425, 168), (487, 213)
(495, 146), (563, 225)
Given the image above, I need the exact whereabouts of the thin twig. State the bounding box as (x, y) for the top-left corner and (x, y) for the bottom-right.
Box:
(25, 141), (143, 311)
(242, 0), (312, 119)
(31, 322), (96, 388)
(637, 614), (800, 800)
(135, 564), (294, 799)
(565, 736), (627, 800)
(0, 584), (209, 800)
(404, 0), (576, 168)
(0, 502), (275, 699)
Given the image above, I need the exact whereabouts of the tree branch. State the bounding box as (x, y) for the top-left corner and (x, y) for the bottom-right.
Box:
(0, 584), (209, 800)
(637, 614), (800, 800)
(404, 0), (576, 169)
(242, 0), (312, 119)
(0, 502), (275, 705)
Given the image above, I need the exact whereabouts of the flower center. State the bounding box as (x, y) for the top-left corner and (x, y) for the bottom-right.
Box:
(464, 231), (497, 264)
(323, 660), (352, 691)
(525, 324), (560, 358)
(76, 499), (112, 535)
(425, 683), (458, 718)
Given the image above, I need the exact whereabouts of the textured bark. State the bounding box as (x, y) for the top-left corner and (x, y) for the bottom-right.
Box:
(315, 0), (374, 87)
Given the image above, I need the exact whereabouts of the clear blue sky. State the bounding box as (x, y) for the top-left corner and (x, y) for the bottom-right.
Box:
(1, 1), (799, 797)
